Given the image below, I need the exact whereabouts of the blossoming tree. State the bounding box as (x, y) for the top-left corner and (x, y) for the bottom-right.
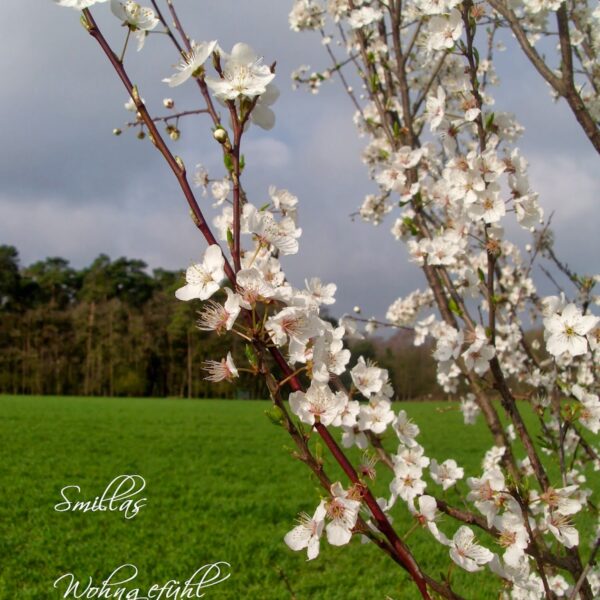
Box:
(54, 0), (599, 598)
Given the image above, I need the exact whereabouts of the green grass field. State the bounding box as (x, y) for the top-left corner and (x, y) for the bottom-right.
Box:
(0, 396), (597, 599)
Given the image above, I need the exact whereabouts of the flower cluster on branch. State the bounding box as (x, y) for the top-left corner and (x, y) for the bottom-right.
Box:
(53, 0), (600, 598)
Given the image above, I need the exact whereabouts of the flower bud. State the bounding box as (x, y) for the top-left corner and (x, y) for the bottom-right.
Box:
(264, 406), (285, 427)
(189, 209), (200, 227)
(113, 128), (122, 136)
(163, 98), (174, 109)
(137, 130), (146, 140)
(353, 306), (361, 314)
(213, 127), (228, 144)
(166, 124), (180, 140)
(131, 85), (140, 103)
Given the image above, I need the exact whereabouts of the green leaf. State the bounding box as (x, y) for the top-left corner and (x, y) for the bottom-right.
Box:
(370, 73), (379, 93)
(244, 344), (258, 367)
(402, 217), (419, 236)
(314, 440), (324, 464)
(448, 297), (463, 316)
(556, 378), (569, 393)
(223, 153), (233, 173)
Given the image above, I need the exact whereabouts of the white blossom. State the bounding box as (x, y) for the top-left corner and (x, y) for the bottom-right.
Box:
(544, 303), (598, 357)
(430, 459), (464, 490)
(358, 398), (395, 434)
(426, 86), (446, 131)
(284, 501), (326, 560)
(351, 357), (386, 398)
(462, 327), (496, 375)
(542, 509), (579, 548)
(163, 41), (217, 87)
(197, 288), (241, 334)
(393, 410), (420, 447)
(202, 352), (238, 382)
(460, 394), (480, 424)
(245, 204), (302, 256)
(206, 43), (275, 100)
(211, 177), (231, 207)
(448, 526), (493, 572)
(176, 245), (225, 302)
(304, 277), (337, 306)
(289, 0), (325, 31)
(467, 468), (506, 526)
(427, 10), (463, 52)
(289, 381), (346, 426)
(493, 511), (529, 568)
(312, 325), (351, 383)
(55, 0), (108, 9)
(251, 83), (280, 130)
(572, 385), (600, 433)
(347, 6), (383, 29)
(325, 482), (360, 546)
(110, 1), (158, 36)
(390, 463), (427, 502)
(236, 267), (275, 308)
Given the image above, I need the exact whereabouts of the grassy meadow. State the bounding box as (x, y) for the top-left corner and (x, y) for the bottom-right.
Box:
(0, 395), (597, 599)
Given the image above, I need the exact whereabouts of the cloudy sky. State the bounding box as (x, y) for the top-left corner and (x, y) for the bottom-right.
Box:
(1, 1), (598, 319)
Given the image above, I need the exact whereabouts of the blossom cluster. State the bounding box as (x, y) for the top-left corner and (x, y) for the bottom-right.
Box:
(288, 0), (599, 597)
(54, 0), (600, 597)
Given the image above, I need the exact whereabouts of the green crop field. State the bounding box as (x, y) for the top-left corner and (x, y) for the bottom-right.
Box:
(0, 395), (597, 599)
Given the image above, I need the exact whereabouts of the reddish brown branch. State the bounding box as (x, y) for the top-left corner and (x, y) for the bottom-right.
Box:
(81, 9), (236, 288)
(267, 346), (431, 598)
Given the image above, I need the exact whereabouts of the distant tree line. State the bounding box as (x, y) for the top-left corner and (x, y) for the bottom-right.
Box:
(0, 245), (443, 400)
(0, 245), (267, 398)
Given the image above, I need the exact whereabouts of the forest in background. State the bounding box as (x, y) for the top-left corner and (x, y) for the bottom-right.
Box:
(0, 244), (438, 399)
